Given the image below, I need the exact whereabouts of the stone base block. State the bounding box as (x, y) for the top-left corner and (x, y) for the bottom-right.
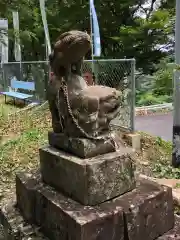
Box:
(122, 180), (174, 240)
(157, 215), (180, 239)
(16, 171), (174, 240)
(39, 145), (136, 205)
(16, 172), (124, 240)
(48, 131), (116, 158)
(0, 196), (48, 240)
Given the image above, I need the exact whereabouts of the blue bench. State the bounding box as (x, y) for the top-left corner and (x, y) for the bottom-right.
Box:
(1, 78), (35, 104)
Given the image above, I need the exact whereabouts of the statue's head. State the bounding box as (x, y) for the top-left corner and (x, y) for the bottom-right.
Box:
(49, 31), (91, 76)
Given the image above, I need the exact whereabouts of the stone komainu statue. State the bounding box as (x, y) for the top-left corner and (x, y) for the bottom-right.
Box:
(48, 30), (122, 141)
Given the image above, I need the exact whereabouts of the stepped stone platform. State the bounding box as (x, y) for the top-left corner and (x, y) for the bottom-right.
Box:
(0, 170), (174, 240)
(0, 198), (179, 240)
(157, 215), (180, 239)
(0, 197), (48, 240)
(0, 144), (177, 240)
(16, 170), (174, 240)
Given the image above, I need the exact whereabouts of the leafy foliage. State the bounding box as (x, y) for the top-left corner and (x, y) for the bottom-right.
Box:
(136, 92), (172, 106)
(136, 56), (174, 106)
(115, 9), (174, 73)
(0, 0), (175, 70)
(153, 56), (174, 94)
(0, 0), (176, 106)
(136, 133), (177, 179)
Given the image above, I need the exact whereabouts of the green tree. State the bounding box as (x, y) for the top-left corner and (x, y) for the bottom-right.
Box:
(0, 0), (175, 68)
(112, 8), (174, 73)
(152, 56), (174, 96)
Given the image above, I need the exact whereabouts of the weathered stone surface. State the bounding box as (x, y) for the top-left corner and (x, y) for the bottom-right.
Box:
(16, 172), (174, 240)
(157, 215), (180, 240)
(16, 172), (125, 240)
(0, 196), (48, 240)
(139, 174), (180, 206)
(117, 179), (174, 240)
(48, 131), (116, 158)
(39, 145), (135, 205)
(16, 170), (42, 223)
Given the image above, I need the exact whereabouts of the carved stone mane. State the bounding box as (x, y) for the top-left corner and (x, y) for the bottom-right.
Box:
(49, 31), (91, 77)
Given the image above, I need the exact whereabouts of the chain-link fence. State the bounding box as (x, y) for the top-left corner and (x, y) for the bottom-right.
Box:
(0, 61), (49, 101)
(0, 59), (135, 131)
(83, 59), (135, 131)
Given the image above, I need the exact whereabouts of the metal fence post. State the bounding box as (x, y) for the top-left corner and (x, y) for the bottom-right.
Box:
(130, 59), (136, 132)
(94, 60), (98, 84)
(2, 63), (6, 91)
(44, 62), (49, 100)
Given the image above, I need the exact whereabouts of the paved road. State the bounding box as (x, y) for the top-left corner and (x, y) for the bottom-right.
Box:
(135, 113), (173, 141)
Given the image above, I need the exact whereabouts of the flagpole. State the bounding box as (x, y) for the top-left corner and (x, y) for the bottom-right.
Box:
(45, 37), (48, 61)
(39, 0), (51, 100)
(39, 0), (51, 55)
(12, 11), (22, 79)
(89, 1), (94, 75)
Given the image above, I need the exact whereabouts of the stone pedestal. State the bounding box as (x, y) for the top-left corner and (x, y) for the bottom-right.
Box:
(14, 172), (174, 240)
(39, 145), (135, 205)
(16, 172), (124, 240)
(0, 196), (48, 240)
(0, 137), (177, 240)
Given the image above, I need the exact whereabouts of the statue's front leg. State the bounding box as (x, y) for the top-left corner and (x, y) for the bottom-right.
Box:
(49, 99), (63, 133)
(47, 81), (63, 133)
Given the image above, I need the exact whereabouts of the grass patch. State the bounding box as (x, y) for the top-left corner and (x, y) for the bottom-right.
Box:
(0, 95), (28, 134)
(0, 96), (17, 125)
(0, 100), (51, 197)
(0, 128), (48, 180)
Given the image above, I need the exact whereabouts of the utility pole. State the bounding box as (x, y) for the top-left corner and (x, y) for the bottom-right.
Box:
(172, 0), (180, 167)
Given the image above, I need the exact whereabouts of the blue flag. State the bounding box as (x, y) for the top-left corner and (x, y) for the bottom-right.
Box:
(90, 0), (101, 57)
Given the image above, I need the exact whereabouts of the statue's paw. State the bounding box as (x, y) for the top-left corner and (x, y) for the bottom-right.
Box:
(106, 107), (120, 121)
(73, 109), (98, 123)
